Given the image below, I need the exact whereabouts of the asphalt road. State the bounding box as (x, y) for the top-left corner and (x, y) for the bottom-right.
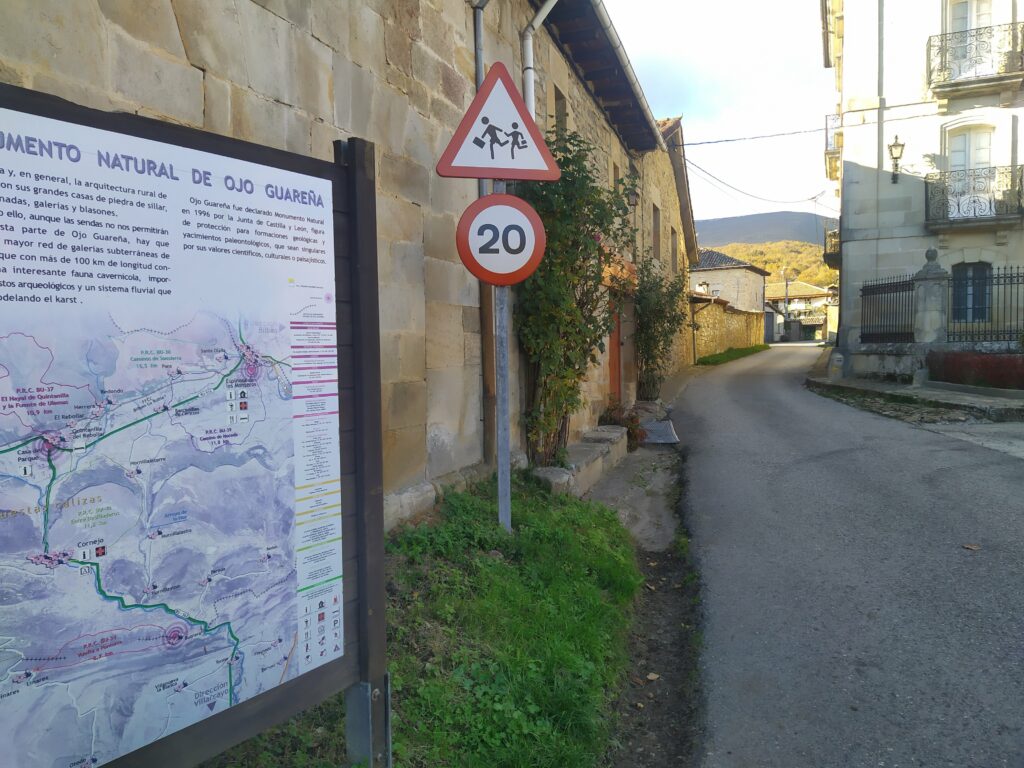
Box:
(672, 344), (1024, 768)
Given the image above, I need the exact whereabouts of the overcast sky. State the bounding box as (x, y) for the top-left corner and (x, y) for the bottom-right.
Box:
(601, 0), (838, 222)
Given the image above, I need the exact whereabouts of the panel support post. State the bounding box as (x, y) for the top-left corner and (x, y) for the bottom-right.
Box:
(345, 676), (392, 768)
(337, 137), (391, 768)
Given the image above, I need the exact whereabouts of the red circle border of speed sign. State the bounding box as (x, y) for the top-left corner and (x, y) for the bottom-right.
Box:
(455, 194), (546, 286)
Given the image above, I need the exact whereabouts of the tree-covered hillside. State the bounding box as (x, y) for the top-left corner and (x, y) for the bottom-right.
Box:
(715, 241), (838, 288)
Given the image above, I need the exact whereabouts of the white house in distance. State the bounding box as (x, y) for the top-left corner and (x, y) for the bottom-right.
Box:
(765, 280), (836, 341)
(690, 248), (769, 312)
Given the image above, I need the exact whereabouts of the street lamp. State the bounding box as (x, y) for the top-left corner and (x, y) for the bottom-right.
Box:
(888, 135), (905, 184)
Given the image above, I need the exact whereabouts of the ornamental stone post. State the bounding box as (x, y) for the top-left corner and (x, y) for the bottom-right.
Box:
(913, 247), (949, 344)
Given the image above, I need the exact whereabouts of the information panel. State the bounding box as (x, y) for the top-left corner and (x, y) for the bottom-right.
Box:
(0, 106), (344, 767)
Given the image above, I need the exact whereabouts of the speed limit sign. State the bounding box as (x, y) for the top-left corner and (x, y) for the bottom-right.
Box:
(455, 194), (546, 286)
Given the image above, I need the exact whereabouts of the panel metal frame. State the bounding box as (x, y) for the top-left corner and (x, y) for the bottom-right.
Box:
(0, 82), (386, 768)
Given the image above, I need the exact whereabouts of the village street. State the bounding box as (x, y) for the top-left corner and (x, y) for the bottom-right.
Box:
(673, 345), (1024, 768)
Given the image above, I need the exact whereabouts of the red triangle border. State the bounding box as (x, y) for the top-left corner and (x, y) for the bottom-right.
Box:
(436, 62), (561, 181)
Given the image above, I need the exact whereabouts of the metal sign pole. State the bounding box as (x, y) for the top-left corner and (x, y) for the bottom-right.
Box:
(435, 62), (558, 537)
(493, 180), (512, 533)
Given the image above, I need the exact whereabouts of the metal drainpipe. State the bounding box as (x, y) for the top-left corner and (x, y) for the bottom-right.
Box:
(471, 0), (497, 466)
(523, 0), (561, 119)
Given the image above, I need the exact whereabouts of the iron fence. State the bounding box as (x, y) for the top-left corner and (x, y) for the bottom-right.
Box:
(925, 165), (1024, 224)
(860, 276), (915, 343)
(948, 265), (1024, 342)
(929, 22), (1024, 85)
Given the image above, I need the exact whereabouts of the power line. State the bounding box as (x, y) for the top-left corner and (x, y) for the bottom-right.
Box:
(686, 158), (830, 205)
(686, 161), (838, 218)
(682, 127), (825, 146)
(676, 106), (945, 147)
(683, 160), (747, 203)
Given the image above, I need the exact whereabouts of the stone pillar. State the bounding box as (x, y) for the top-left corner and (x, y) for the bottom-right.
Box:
(913, 248), (949, 344)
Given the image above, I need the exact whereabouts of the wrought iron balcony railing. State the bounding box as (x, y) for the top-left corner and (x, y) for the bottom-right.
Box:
(925, 165), (1024, 225)
(824, 228), (840, 255)
(823, 228), (840, 269)
(929, 23), (1024, 86)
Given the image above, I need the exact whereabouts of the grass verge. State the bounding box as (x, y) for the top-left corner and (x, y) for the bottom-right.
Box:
(389, 473), (641, 766)
(696, 344), (770, 366)
(202, 473), (641, 768)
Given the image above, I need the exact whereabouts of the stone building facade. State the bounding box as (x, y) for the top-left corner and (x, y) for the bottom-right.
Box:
(690, 248), (769, 313)
(0, 0), (697, 526)
(821, 0), (1024, 377)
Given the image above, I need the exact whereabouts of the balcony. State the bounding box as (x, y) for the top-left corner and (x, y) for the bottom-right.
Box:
(824, 114), (841, 181)
(929, 23), (1024, 98)
(823, 228), (841, 269)
(925, 165), (1024, 231)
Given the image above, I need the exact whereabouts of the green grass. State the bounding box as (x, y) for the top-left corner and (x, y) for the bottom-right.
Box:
(202, 474), (641, 768)
(200, 693), (347, 768)
(388, 474), (641, 767)
(696, 344), (770, 366)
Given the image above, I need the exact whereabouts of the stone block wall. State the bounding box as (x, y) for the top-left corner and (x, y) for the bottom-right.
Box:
(692, 302), (764, 360)
(0, 0), (691, 526)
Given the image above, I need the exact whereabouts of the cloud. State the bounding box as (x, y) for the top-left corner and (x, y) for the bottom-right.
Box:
(601, 0), (838, 218)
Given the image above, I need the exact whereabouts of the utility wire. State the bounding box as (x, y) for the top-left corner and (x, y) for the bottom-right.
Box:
(673, 105), (944, 147)
(682, 160), (747, 203)
(683, 127), (824, 146)
(686, 158), (830, 205)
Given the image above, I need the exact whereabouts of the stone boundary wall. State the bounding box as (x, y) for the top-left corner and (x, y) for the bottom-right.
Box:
(692, 302), (764, 360)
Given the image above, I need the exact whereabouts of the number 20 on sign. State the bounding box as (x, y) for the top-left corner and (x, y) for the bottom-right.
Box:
(455, 194), (546, 286)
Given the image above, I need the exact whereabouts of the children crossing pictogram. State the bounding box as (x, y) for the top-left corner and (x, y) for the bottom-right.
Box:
(474, 117), (509, 159)
(436, 62), (559, 181)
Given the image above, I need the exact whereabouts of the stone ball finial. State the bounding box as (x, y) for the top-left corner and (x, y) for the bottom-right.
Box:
(915, 246), (948, 279)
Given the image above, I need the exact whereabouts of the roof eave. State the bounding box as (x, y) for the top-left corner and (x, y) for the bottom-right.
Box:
(538, 0), (665, 153)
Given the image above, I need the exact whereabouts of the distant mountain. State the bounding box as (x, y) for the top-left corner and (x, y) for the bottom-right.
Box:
(696, 212), (837, 247)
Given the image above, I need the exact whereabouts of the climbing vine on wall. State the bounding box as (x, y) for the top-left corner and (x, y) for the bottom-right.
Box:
(516, 131), (637, 466)
(634, 256), (688, 400)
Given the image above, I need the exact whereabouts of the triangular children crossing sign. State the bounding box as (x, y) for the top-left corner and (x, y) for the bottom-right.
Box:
(437, 62), (560, 181)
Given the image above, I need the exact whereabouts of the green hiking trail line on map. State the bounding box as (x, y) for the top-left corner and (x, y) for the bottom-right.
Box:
(70, 558), (242, 706)
(12, 351), (250, 703)
(36, 356), (244, 553)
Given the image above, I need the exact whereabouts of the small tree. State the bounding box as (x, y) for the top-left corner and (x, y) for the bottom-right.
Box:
(634, 256), (688, 400)
(516, 131), (637, 466)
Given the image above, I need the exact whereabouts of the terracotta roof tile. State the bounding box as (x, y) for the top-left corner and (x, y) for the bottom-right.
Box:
(764, 280), (831, 300)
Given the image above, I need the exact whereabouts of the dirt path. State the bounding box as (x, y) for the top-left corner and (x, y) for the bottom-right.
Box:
(587, 445), (702, 767)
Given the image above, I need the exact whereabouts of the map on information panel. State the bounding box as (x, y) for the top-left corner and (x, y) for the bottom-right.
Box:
(0, 105), (344, 766)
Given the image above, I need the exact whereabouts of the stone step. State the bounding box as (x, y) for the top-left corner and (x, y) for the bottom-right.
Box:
(533, 425), (628, 497)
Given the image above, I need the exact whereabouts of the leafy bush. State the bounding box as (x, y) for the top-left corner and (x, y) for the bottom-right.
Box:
(516, 131), (637, 466)
(633, 256), (688, 400)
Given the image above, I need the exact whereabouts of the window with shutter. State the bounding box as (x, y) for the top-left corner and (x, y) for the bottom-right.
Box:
(951, 262), (992, 322)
